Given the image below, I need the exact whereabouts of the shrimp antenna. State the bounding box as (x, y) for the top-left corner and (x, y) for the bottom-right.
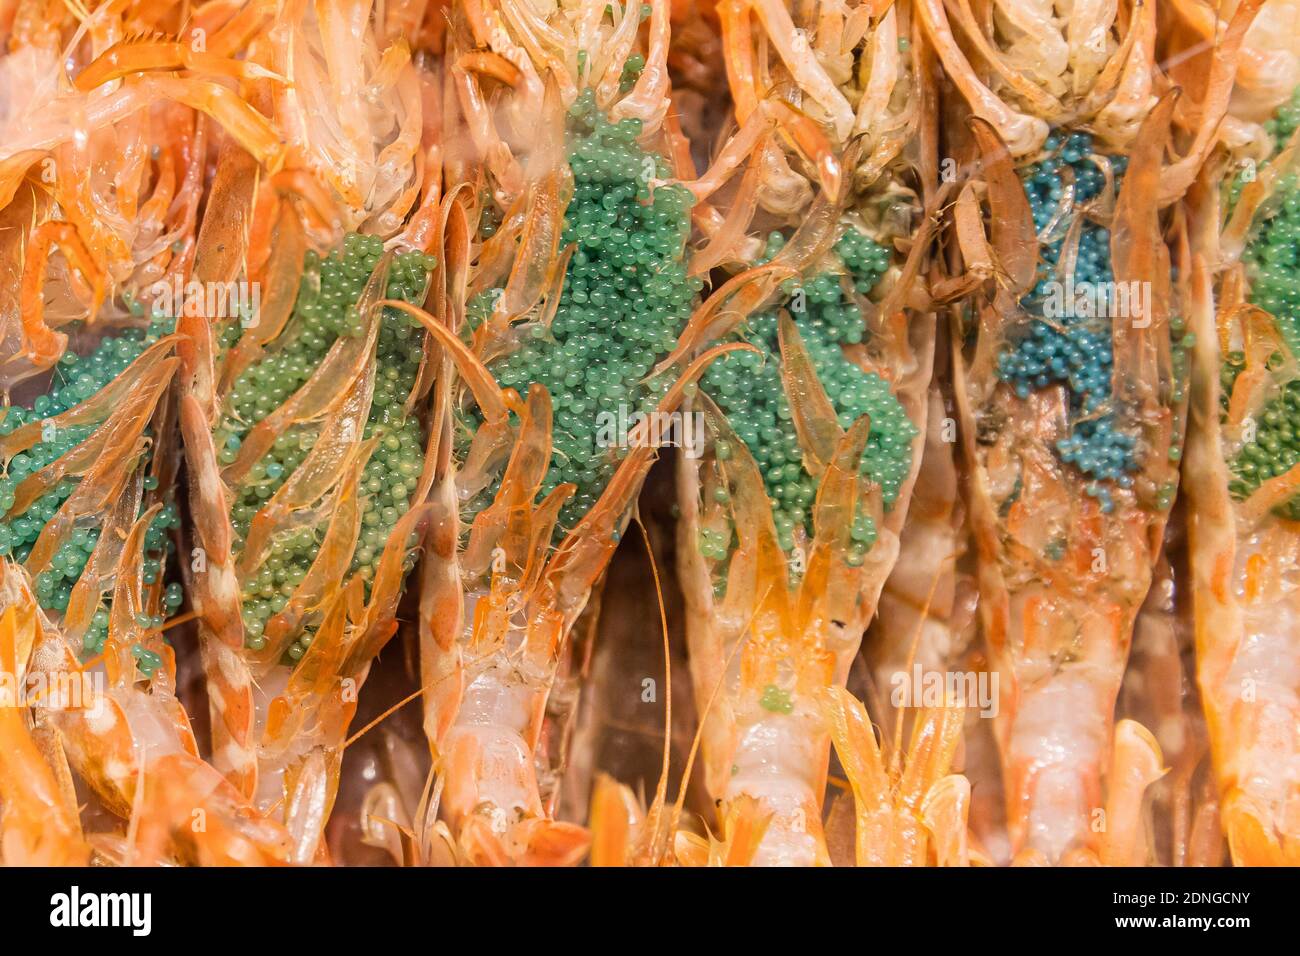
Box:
(634, 511), (673, 858)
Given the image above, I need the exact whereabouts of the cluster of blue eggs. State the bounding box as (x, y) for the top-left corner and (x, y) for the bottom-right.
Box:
(996, 132), (1140, 506)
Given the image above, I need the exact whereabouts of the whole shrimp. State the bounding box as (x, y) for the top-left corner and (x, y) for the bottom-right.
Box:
(0, 316), (287, 863)
(923, 0), (1268, 865)
(1181, 7), (1300, 863)
(178, 220), (438, 861)
(636, 0), (975, 866)
(410, 0), (773, 865)
(938, 86), (1196, 866)
(0, 563), (88, 865)
(867, 381), (1004, 859)
(151, 2), (448, 859)
(14, 515), (293, 865)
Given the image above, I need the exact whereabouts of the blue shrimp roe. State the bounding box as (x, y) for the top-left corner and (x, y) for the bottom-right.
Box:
(996, 132), (1192, 514)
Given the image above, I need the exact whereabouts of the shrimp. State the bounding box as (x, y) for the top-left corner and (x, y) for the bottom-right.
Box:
(942, 86), (1190, 862)
(17, 517), (293, 865)
(178, 228), (437, 860)
(413, 0), (752, 865)
(661, 0), (960, 866)
(1182, 74), (1300, 864)
(866, 381), (1009, 861)
(0, 565), (88, 865)
(674, 380), (962, 865)
(413, 281), (751, 863)
(152, 3), (444, 852)
(1161, 0), (1299, 168)
(919, 0), (1262, 184)
(262, 0), (427, 236)
(923, 0), (1260, 865)
(0, 2), (280, 385)
(0, 301), (287, 863)
(1120, 540), (1223, 865)
(417, 376), (591, 866)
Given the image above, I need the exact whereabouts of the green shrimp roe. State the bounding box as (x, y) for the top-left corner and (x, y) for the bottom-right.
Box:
(1223, 346), (1300, 520)
(463, 88), (701, 534)
(130, 641), (163, 677)
(700, 230), (915, 563)
(759, 683), (794, 714)
(619, 53), (645, 93)
(1237, 170), (1300, 356)
(1227, 87), (1300, 518)
(1265, 85), (1300, 146)
(1243, 88), (1300, 356)
(218, 233), (434, 654)
(0, 319), (179, 658)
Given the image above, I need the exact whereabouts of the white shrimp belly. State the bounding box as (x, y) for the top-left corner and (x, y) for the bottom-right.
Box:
(1009, 666), (1109, 859)
(1226, 600), (1300, 807)
(455, 663), (534, 736)
(444, 661), (544, 818)
(450, 590), (537, 740)
(724, 710), (826, 866)
(251, 666), (292, 810)
(443, 723), (539, 821)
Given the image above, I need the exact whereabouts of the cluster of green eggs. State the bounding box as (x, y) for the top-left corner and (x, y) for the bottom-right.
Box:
(1228, 87), (1300, 518)
(0, 320), (177, 663)
(463, 87), (700, 537)
(1223, 352), (1300, 520)
(700, 230), (915, 572)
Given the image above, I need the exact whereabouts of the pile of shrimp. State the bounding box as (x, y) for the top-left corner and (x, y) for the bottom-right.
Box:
(0, 0), (1296, 868)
